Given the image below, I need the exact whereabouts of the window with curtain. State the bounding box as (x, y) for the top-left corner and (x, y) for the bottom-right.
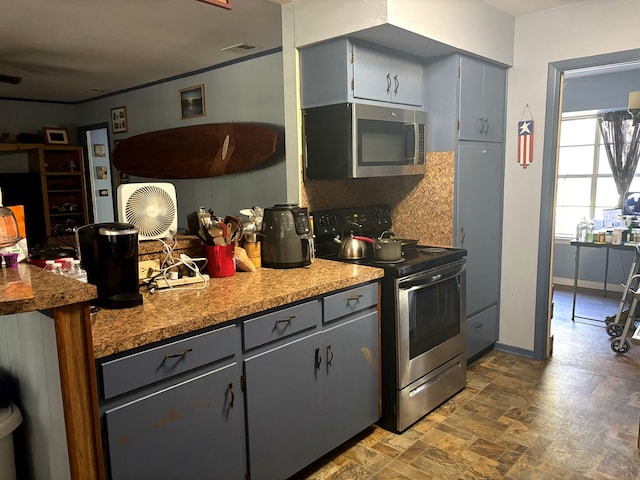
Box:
(555, 114), (640, 237)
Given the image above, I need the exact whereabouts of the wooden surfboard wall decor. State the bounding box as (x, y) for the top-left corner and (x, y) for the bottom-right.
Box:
(112, 123), (282, 179)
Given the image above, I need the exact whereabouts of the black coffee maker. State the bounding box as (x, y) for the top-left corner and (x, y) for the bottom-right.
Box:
(76, 222), (143, 309)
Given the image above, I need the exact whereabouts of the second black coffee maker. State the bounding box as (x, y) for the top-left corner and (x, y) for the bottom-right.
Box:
(76, 222), (143, 309)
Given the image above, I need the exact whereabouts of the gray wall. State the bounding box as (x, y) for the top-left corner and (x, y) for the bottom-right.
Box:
(76, 51), (286, 230)
(563, 68), (640, 113)
(0, 52), (287, 231)
(553, 242), (635, 291)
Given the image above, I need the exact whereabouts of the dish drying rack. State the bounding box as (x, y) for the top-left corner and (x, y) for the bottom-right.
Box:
(605, 244), (640, 353)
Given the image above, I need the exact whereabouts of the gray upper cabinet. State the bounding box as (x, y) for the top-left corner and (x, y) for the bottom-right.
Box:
(300, 38), (423, 109)
(351, 43), (423, 106)
(424, 54), (506, 151)
(458, 56), (506, 142)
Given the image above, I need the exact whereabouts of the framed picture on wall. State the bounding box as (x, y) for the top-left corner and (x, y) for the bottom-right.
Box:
(179, 84), (206, 119)
(93, 144), (107, 157)
(43, 127), (69, 145)
(197, 0), (231, 9)
(96, 166), (108, 180)
(111, 106), (128, 133)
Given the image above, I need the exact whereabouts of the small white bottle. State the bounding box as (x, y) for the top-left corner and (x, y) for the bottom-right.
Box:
(68, 259), (88, 283)
(52, 262), (65, 275)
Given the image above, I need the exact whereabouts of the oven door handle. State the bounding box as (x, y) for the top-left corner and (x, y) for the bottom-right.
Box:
(399, 262), (466, 291)
(402, 278), (444, 293)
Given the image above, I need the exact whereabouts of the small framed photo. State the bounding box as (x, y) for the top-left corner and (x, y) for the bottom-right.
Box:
(43, 127), (69, 145)
(96, 166), (108, 180)
(111, 106), (128, 133)
(93, 143), (106, 157)
(179, 84), (206, 120)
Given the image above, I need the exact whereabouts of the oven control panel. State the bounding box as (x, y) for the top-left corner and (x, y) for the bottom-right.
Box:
(312, 205), (392, 236)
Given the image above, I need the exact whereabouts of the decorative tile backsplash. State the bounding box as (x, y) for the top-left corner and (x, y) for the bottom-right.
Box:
(301, 152), (455, 246)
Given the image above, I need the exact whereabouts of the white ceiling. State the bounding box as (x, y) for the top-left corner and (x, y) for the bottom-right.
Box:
(0, 0), (587, 103)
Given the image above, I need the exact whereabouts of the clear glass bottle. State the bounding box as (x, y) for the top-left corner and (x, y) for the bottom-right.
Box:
(44, 259), (56, 272)
(576, 217), (588, 242)
(585, 221), (595, 243)
(68, 259), (88, 283)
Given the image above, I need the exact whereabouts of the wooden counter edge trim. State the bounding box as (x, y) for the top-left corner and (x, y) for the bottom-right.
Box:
(377, 282), (382, 419)
(53, 301), (104, 480)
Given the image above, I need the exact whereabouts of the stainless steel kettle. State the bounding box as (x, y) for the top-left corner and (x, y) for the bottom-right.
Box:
(334, 234), (371, 260)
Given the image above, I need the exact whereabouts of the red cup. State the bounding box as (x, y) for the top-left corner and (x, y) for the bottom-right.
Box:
(205, 244), (235, 278)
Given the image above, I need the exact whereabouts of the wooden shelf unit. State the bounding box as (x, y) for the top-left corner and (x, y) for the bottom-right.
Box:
(27, 145), (89, 237)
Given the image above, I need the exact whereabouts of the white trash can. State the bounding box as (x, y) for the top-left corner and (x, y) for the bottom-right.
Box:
(0, 403), (22, 480)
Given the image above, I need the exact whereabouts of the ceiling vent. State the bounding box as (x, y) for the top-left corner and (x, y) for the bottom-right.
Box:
(220, 43), (258, 53)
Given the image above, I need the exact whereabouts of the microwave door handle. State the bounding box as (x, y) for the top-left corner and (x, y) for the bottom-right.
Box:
(404, 123), (416, 162)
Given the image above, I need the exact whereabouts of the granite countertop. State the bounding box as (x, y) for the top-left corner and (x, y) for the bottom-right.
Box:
(92, 259), (383, 359)
(0, 263), (97, 315)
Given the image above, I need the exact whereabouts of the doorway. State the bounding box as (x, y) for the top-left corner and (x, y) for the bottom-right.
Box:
(79, 123), (116, 223)
(534, 48), (640, 360)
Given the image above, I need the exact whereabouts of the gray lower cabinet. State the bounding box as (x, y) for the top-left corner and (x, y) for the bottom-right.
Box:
(99, 324), (245, 480)
(244, 286), (379, 480)
(466, 305), (498, 359)
(98, 282), (380, 480)
(104, 362), (243, 480)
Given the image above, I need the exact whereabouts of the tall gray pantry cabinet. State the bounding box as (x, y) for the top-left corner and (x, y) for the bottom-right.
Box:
(424, 54), (506, 361)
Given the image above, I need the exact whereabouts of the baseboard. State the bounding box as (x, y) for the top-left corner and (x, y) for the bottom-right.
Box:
(494, 342), (534, 359)
(552, 276), (625, 293)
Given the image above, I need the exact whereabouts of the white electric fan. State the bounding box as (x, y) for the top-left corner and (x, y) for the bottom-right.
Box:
(117, 182), (178, 240)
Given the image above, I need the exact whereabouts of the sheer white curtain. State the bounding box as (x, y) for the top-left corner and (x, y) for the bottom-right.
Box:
(598, 110), (640, 207)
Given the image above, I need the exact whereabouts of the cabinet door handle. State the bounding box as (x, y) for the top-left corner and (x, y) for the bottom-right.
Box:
(274, 315), (295, 327)
(394, 74), (399, 95)
(474, 323), (484, 329)
(386, 73), (392, 94)
(326, 345), (334, 366)
(163, 348), (192, 361)
(227, 383), (235, 409)
(347, 294), (363, 302)
(458, 226), (465, 248)
(314, 348), (322, 369)
(484, 118), (490, 135)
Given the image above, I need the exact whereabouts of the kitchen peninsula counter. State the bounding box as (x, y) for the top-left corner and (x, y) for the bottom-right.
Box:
(0, 262), (96, 314)
(92, 258), (384, 358)
(0, 262), (101, 480)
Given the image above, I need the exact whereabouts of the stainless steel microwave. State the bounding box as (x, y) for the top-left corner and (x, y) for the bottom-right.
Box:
(302, 103), (426, 179)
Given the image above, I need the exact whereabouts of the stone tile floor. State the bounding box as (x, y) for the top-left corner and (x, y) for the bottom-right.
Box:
(291, 286), (640, 479)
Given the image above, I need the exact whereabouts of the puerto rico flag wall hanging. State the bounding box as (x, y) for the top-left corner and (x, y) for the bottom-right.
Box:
(518, 118), (534, 169)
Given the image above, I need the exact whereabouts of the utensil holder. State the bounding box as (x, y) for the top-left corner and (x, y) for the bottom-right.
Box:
(244, 241), (261, 268)
(205, 244), (235, 278)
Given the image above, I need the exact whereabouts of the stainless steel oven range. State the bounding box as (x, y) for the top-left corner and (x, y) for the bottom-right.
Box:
(313, 205), (467, 433)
